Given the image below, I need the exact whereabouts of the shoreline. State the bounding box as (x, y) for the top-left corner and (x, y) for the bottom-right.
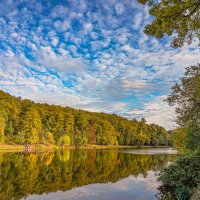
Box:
(0, 144), (173, 153)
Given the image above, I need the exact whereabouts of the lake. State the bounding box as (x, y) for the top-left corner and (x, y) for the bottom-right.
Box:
(0, 148), (177, 200)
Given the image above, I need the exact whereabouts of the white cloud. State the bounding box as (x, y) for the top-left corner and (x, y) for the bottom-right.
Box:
(52, 38), (59, 46)
(84, 23), (93, 33)
(130, 96), (176, 129)
(25, 171), (159, 200)
(115, 3), (124, 15)
(31, 46), (87, 72)
(54, 20), (71, 32)
(133, 12), (143, 30)
(121, 79), (149, 89)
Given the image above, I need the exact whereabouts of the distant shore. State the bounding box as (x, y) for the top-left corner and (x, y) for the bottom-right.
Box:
(0, 144), (172, 153)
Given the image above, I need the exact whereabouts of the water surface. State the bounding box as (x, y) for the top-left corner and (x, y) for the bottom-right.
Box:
(0, 148), (176, 200)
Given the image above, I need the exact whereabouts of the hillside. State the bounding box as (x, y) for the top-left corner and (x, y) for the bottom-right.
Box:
(0, 90), (172, 147)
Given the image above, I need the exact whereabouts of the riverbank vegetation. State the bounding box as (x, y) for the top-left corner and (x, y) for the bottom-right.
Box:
(139, 1), (200, 199)
(0, 90), (172, 148)
(158, 65), (200, 200)
(158, 150), (200, 200)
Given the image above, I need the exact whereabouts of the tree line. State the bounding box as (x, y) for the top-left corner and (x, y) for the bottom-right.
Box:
(0, 90), (172, 147)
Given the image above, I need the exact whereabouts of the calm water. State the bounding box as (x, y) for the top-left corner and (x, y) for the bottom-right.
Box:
(0, 148), (177, 200)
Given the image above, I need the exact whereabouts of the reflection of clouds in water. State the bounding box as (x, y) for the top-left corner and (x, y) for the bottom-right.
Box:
(120, 148), (177, 155)
(25, 187), (99, 200)
(108, 181), (129, 191)
(26, 171), (158, 200)
(129, 171), (160, 190)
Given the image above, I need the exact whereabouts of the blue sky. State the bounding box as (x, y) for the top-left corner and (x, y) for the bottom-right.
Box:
(0, 0), (199, 129)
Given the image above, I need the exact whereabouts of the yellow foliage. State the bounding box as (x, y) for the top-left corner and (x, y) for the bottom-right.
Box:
(44, 153), (54, 166)
(173, 128), (188, 153)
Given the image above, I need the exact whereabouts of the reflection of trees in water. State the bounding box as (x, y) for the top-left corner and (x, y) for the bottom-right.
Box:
(0, 150), (175, 200)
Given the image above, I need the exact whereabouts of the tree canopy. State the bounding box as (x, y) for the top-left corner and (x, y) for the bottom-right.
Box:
(166, 64), (200, 150)
(138, 0), (200, 48)
(0, 90), (171, 147)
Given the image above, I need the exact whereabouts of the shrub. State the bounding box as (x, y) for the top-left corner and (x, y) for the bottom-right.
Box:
(157, 150), (200, 200)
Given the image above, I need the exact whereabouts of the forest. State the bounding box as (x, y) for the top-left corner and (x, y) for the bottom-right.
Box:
(0, 90), (172, 147)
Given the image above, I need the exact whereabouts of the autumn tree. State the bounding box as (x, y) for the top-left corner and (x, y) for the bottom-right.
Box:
(136, 118), (150, 146)
(57, 135), (70, 147)
(138, 0), (200, 47)
(0, 111), (6, 144)
(0, 90), (170, 147)
(64, 112), (74, 145)
(117, 121), (127, 145)
(74, 129), (87, 147)
(87, 123), (96, 144)
(44, 131), (55, 144)
(54, 111), (65, 140)
(97, 120), (118, 145)
(74, 113), (88, 146)
(20, 106), (42, 145)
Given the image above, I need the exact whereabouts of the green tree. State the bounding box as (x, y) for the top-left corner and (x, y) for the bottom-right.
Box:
(158, 150), (200, 200)
(13, 131), (25, 144)
(135, 132), (147, 147)
(0, 115), (6, 144)
(0, 105), (8, 144)
(87, 123), (96, 144)
(74, 129), (88, 147)
(74, 113), (88, 146)
(54, 111), (65, 140)
(149, 124), (159, 146)
(138, 0), (200, 48)
(117, 121), (127, 145)
(5, 120), (14, 142)
(98, 120), (118, 145)
(64, 112), (74, 145)
(20, 106), (42, 144)
(137, 118), (150, 145)
(166, 64), (200, 150)
(172, 128), (188, 153)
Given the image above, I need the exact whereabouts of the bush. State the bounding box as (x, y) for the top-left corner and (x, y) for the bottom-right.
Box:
(157, 150), (200, 200)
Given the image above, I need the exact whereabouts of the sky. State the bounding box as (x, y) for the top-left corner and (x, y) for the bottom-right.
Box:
(0, 0), (199, 129)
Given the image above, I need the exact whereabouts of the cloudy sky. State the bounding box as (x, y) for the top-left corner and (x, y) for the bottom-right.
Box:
(0, 0), (199, 129)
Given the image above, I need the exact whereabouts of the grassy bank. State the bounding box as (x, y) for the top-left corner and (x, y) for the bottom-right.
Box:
(0, 144), (171, 152)
(0, 145), (25, 152)
(0, 144), (57, 153)
(84, 144), (171, 149)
